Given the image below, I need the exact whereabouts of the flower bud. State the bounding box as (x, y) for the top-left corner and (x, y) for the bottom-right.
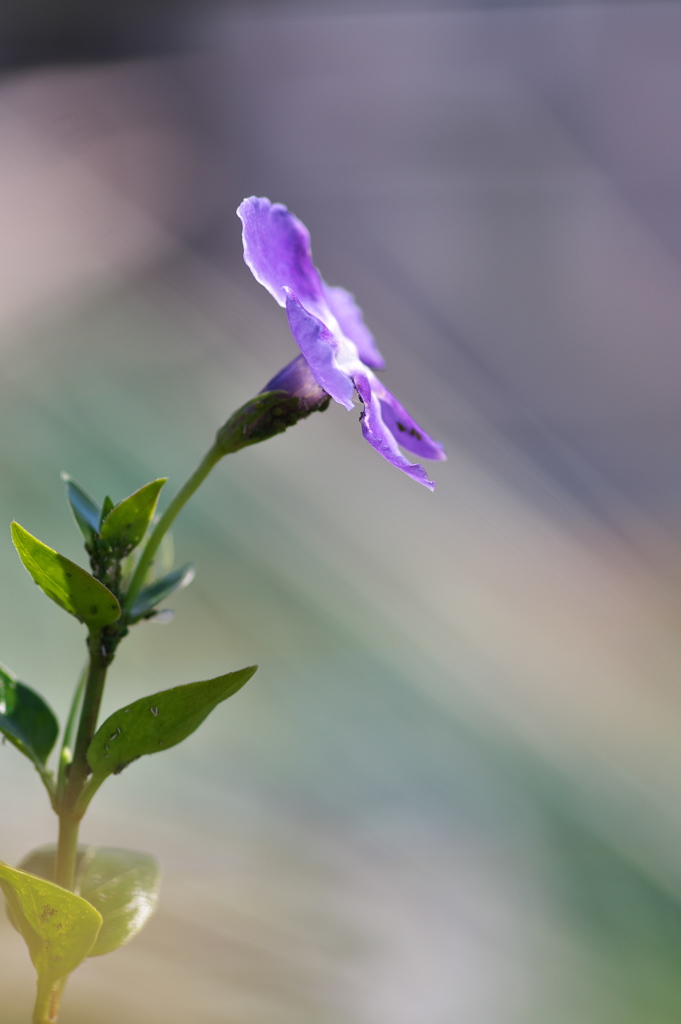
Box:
(215, 356), (330, 454)
(261, 354), (330, 413)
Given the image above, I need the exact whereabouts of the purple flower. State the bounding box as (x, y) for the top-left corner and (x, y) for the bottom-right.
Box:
(262, 353), (330, 415)
(237, 197), (446, 489)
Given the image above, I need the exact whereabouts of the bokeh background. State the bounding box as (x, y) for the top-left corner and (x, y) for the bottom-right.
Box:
(3, 0), (681, 1021)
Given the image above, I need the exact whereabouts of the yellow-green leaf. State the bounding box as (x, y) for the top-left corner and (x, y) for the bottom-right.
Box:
(17, 845), (160, 957)
(0, 860), (102, 1003)
(100, 479), (166, 554)
(11, 522), (120, 627)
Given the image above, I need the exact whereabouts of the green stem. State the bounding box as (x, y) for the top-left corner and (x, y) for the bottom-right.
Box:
(33, 976), (65, 1024)
(72, 772), (106, 819)
(54, 812), (80, 890)
(123, 441), (224, 614)
(55, 629), (110, 890)
(56, 663), (88, 803)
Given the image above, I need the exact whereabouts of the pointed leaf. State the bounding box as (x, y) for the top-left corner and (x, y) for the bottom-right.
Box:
(17, 845), (160, 957)
(129, 562), (196, 621)
(147, 609), (174, 624)
(61, 474), (101, 542)
(0, 665), (58, 767)
(11, 522), (121, 627)
(99, 496), (114, 528)
(100, 479), (166, 554)
(0, 860), (101, 993)
(87, 666), (257, 781)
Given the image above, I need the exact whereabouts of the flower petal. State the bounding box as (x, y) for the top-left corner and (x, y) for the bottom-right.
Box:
(284, 290), (355, 410)
(238, 197), (445, 487)
(322, 284), (385, 370)
(262, 354), (329, 412)
(238, 197), (327, 316)
(375, 385), (446, 461)
(353, 373), (438, 490)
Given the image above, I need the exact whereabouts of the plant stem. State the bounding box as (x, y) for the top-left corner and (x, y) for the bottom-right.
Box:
(47, 627), (114, 1021)
(54, 440), (227, 885)
(44, 437), (236, 1018)
(54, 812), (80, 890)
(55, 629), (110, 890)
(33, 976), (65, 1024)
(40, 431), (244, 1021)
(123, 441), (224, 614)
(56, 663), (87, 803)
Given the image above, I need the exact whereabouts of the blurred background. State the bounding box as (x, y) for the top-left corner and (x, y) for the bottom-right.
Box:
(2, 0), (681, 1021)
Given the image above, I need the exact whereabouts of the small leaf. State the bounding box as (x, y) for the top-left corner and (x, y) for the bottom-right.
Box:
(0, 665), (58, 767)
(99, 496), (115, 528)
(17, 845), (160, 957)
(61, 474), (101, 542)
(100, 479), (166, 554)
(147, 609), (174, 624)
(129, 562), (196, 621)
(11, 522), (121, 628)
(0, 860), (101, 996)
(87, 666), (257, 781)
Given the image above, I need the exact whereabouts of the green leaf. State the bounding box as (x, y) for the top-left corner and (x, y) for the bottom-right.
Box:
(99, 495), (114, 528)
(129, 562), (196, 621)
(0, 860), (102, 998)
(11, 522), (121, 628)
(16, 845), (160, 957)
(0, 665), (58, 767)
(61, 473), (101, 542)
(87, 666), (257, 781)
(100, 479), (166, 554)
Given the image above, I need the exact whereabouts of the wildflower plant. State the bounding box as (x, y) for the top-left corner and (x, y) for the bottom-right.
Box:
(0, 199), (445, 1023)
